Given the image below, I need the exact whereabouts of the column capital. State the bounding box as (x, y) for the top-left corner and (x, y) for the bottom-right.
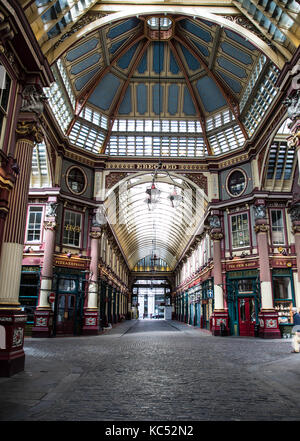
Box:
(89, 230), (102, 239)
(16, 120), (44, 144)
(43, 221), (57, 231)
(254, 223), (269, 233)
(209, 230), (223, 241)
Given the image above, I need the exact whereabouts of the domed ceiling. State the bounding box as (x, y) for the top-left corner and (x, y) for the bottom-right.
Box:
(35, 8), (297, 156)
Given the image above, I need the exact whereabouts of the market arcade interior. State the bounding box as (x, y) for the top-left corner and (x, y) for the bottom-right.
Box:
(0, 0), (299, 376)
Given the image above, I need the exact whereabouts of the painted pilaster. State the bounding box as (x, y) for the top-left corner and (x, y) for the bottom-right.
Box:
(208, 214), (228, 336)
(32, 199), (58, 338)
(254, 203), (280, 338)
(83, 228), (102, 335)
(289, 204), (300, 308)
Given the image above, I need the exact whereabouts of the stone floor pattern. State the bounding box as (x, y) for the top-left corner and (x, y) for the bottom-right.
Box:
(1, 319), (300, 421)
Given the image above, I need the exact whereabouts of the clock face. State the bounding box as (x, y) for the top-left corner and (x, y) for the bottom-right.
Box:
(227, 170), (246, 196)
(67, 167), (86, 194)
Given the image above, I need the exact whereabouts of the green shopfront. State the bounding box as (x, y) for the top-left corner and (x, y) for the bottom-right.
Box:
(226, 269), (260, 337)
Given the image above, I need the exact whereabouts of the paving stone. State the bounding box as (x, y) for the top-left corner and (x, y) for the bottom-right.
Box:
(0, 319), (300, 421)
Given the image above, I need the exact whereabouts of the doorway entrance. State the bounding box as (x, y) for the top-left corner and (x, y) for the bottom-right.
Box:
(54, 275), (85, 335)
(238, 297), (256, 337)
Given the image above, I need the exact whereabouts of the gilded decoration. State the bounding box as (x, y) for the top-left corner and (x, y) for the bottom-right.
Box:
(43, 221), (56, 231)
(89, 231), (102, 239)
(254, 224), (269, 233)
(16, 121), (44, 144)
(209, 231), (224, 241)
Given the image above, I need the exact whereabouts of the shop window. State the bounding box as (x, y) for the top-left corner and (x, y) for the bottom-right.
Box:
(270, 209), (285, 245)
(19, 270), (40, 323)
(0, 67), (11, 149)
(238, 279), (253, 293)
(273, 276), (292, 300)
(230, 213), (250, 249)
(26, 206), (44, 242)
(58, 278), (77, 292)
(273, 275), (293, 324)
(63, 210), (82, 247)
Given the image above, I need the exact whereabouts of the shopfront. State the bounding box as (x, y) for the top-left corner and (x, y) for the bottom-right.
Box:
(226, 270), (260, 337)
(201, 280), (214, 330)
(272, 268), (296, 337)
(52, 267), (87, 336)
(19, 266), (40, 335)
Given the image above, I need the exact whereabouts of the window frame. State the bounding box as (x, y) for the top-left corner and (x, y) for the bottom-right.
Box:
(25, 205), (45, 244)
(229, 211), (251, 250)
(62, 208), (83, 248)
(66, 165), (87, 195)
(226, 168), (248, 198)
(269, 208), (287, 247)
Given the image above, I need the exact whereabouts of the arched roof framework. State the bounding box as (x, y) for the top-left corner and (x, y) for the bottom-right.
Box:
(38, 7), (290, 157)
(103, 172), (208, 270)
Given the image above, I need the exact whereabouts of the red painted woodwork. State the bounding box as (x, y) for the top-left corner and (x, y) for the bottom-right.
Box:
(238, 297), (255, 337)
(56, 294), (76, 335)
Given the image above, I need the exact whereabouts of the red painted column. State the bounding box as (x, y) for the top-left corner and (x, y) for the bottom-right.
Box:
(208, 214), (228, 336)
(255, 213), (280, 339)
(82, 228), (101, 335)
(290, 212), (300, 309)
(0, 120), (44, 376)
(32, 198), (57, 337)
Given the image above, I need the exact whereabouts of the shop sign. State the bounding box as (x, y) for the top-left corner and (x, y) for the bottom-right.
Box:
(272, 257), (295, 268)
(22, 266), (40, 272)
(54, 256), (87, 269)
(228, 269), (258, 278)
(226, 260), (258, 271)
(64, 224), (81, 233)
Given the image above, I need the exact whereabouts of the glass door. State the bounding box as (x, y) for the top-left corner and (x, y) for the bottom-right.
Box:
(55, 277), (79, 335)
(56, 293), (76, 334)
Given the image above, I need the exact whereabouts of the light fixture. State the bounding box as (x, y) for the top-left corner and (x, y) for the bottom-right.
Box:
(144, 19), (181, 210)
(144, 160), (183, 209)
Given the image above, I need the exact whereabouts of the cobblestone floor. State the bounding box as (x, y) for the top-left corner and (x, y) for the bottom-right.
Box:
(1, 319), (300, 421)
